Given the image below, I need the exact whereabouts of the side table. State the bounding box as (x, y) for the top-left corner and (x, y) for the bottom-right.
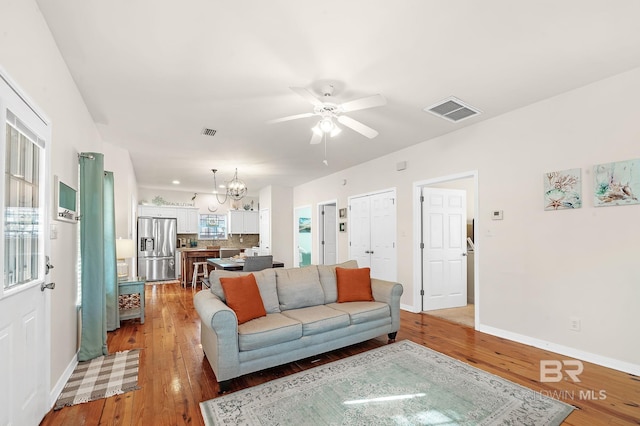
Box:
(118, 277), (145, 325)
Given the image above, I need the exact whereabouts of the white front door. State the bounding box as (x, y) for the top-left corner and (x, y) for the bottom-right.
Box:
(0, 71), (51, 425)
(320, 203), (337, 265)
(422, 187), (467, 310)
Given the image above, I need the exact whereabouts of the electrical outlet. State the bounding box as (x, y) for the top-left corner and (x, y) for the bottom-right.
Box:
(569, 317), (581, 332)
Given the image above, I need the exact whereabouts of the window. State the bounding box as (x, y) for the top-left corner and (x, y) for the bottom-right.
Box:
(199, 214), (227, 240)
(4, 110), (45, 289)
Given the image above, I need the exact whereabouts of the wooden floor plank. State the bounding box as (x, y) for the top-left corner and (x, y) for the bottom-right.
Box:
(40, 283), (640, 425)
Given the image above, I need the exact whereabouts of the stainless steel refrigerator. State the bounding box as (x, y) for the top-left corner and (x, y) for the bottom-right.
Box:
(137, 216), (177, 281)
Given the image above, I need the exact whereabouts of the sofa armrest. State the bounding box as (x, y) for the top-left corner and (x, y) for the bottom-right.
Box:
(371, 278), (403, 332)
(193, 290), (241, 381)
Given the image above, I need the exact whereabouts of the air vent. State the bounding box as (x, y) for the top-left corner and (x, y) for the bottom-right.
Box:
(201, 127), (217, 136)
(424, 97), (481, 123)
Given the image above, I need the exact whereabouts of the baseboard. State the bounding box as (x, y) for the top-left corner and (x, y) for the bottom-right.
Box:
(49, 352), (78, 408)
(477, 324), (640, 376)
(400, 304), (420, 313)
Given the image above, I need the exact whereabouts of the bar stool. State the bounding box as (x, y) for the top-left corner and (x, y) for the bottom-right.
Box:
(192, 261), (209, 289)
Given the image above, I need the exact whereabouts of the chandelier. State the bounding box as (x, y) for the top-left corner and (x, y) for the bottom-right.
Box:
(211, 168), (247, 204)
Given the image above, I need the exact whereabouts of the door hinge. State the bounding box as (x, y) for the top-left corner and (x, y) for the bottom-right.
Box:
(420, 195), (424, 203)
(420, 242), (424, 249)
(420, 289), (424, 296)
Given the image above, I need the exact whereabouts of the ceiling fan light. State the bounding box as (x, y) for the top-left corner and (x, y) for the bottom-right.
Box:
(319, 118), (334, 133)
(312, 124), (323, 136)
(330, 125), (342, 137)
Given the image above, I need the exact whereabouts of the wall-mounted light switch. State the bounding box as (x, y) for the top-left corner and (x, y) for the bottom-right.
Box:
(491, 210), (503, 220)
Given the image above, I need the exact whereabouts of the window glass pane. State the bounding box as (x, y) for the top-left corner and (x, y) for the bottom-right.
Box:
(198, 214), (227, 240)
(4, 119), (42, 289)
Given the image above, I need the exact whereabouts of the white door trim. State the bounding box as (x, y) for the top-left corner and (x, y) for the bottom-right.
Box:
(412, 171), (480, 327)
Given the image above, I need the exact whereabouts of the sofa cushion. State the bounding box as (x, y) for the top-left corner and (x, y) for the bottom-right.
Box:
(219, 274), (266, 324)
(281, 305), (350, 336)
(336, 267), (373, 302)
(276, 266), (325, 310)
(327, 301), (390, 325)
(317, 260), (359, 303)
(210, 268), (280, 313)
(238, 313), (302, 351)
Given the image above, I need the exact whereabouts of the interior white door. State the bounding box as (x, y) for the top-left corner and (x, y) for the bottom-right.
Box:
(348, 190), (397, 281)
(259, 208), (271, 254)
(320, 204), (337, 265)
(422, 187), (467, 310)
(0, 71), (51, 425)
(348, 196), (371, 268)
(369, 192), (397, 282)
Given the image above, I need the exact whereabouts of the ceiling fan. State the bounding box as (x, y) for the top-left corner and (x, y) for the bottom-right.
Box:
(268, 85), (386, 145)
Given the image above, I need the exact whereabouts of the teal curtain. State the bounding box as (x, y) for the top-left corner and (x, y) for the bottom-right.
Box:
(104, 171), (118, 331)
(78, 153), (118, 361)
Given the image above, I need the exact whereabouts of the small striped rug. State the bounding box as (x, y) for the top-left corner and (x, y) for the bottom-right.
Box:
(54, 349), (140, 410)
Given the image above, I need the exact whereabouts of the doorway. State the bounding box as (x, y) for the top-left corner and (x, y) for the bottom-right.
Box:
(317, 201), (337, 265)
(413, 171), (478, 328)
(294, 205), (312, 267)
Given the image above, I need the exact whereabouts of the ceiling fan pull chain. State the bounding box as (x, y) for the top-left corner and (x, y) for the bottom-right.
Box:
(323, 134), (328, 166)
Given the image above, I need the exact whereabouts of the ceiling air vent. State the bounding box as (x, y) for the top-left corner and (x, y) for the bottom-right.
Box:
(201, 127), (217, 137)
(424, 97), (481, 123)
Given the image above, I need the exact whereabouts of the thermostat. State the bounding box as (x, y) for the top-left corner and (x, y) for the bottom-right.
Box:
(491, 210), (503, 220)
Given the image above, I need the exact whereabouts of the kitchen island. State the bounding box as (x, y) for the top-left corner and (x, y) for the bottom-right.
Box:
(179, 247), (220, 287)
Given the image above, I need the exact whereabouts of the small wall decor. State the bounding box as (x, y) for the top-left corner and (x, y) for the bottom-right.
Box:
(339, 208), (347, 218)
(594, 159), (640, 207)
(544, 168), (582, 210)
(339, 222), (346, 232)
(298, 217), (311, 233)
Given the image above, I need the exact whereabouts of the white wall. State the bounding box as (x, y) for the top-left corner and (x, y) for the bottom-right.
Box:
(1, 0), (139, 402)
(259, 185), (293, 267)
(292, 67), (640, 373)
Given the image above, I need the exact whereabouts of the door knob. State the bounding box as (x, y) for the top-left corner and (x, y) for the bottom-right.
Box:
(41, 282), (55, 291)
(462, 252), (468, 257)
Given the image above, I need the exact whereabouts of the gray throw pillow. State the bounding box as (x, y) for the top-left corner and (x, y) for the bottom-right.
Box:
(317, 260), (359, 303)
(209, 268), (280, 313)
(275, 265), (324, 310)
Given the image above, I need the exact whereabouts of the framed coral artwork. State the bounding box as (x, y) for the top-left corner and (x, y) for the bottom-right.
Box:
(594, 159), (640, 207)
(544, 168), (582, 210)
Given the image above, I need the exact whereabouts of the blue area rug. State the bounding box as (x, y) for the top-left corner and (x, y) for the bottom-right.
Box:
(200, 340), (573, 425)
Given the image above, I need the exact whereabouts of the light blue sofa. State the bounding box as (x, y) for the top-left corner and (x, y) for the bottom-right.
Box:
(193, 261), (403, 390)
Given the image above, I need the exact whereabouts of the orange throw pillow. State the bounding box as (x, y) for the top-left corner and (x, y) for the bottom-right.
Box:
(336, 267), (373, 302)
(219, 274), (267, 324)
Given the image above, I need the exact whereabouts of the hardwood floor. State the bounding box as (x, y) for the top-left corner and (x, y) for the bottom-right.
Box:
(41, 283), (639, 425)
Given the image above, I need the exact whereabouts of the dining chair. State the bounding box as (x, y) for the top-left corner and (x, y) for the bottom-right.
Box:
(243, 255), (273, 272)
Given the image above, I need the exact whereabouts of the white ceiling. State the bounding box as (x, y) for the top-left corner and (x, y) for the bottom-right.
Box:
(36, 1), (640, 196)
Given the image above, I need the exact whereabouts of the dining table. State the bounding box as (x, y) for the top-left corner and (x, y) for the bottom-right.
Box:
(206, 257), (285, 271)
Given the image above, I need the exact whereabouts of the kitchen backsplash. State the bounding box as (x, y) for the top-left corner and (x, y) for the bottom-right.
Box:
(177, 233), (259, 249)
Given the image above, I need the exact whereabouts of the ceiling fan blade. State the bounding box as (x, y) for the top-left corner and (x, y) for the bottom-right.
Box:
(339, 94), (387, 113)
(309, 131), (322, 145)
(337, 115), (379, 139)
(267, 112), (315, 124)
(290, 87), (323, 107)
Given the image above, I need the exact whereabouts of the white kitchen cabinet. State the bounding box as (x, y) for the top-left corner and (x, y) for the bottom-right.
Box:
(228, 210), (259, 234)
(138, 205), (199, 234)
(138, 205), (177, 218)
(176, 207), (199, 233)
